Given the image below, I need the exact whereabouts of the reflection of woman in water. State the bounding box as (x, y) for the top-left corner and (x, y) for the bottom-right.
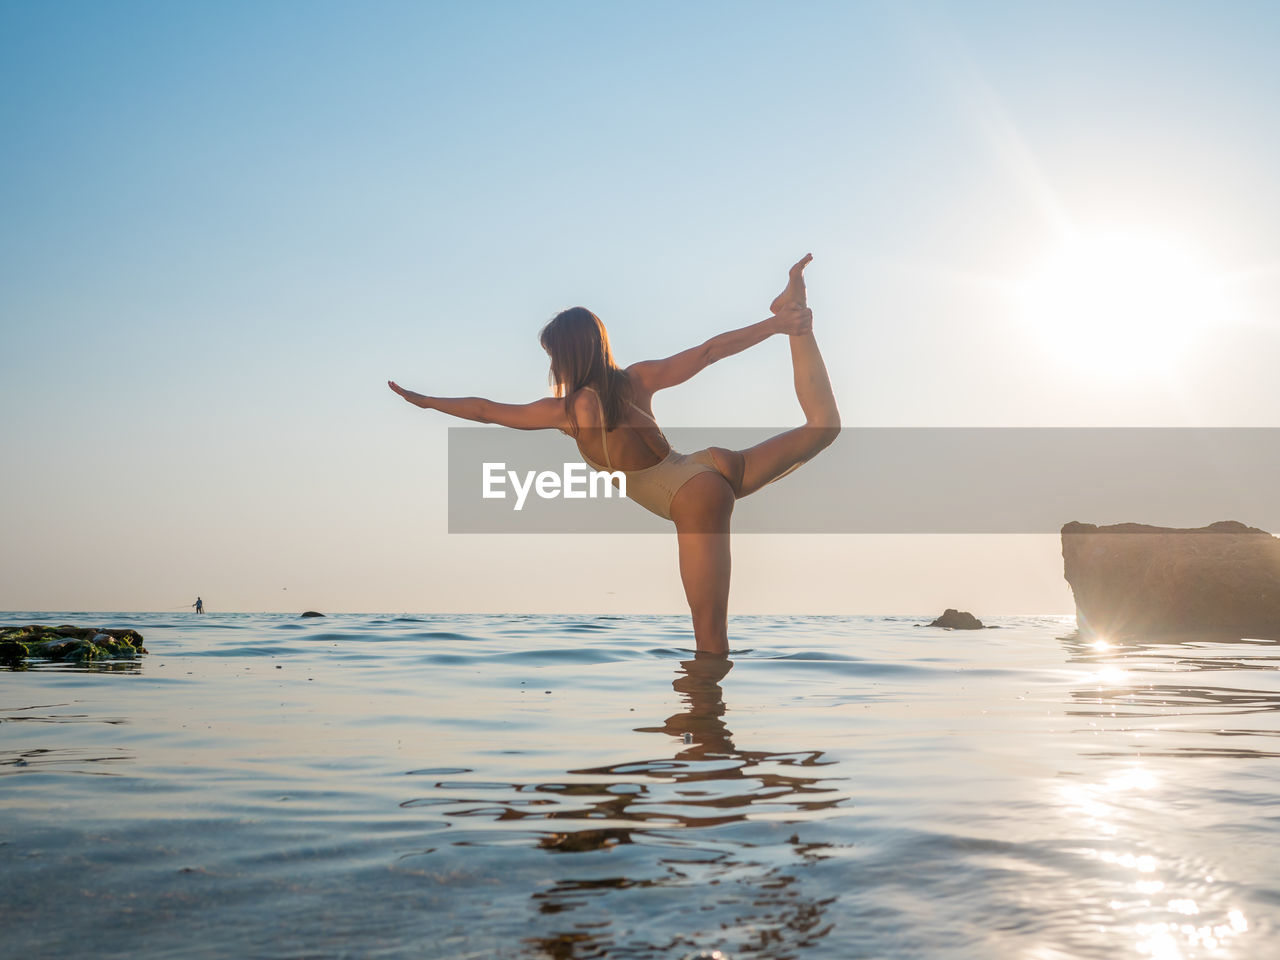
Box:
(527, 658), (843, 952)
(548, 657), (843, 843)
(388, 256), (840, 655)
(650, 656), (737, 755)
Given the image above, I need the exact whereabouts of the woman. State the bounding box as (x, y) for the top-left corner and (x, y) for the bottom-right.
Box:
(388, 255), (840, 656)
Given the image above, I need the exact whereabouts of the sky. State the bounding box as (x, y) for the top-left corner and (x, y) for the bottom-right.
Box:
(2, 1), (1278, 615)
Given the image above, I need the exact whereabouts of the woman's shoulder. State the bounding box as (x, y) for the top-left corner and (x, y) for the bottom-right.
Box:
(563, 386), (601, 431)
(619, 366), (654, 405)
(567, 384), (600, 407)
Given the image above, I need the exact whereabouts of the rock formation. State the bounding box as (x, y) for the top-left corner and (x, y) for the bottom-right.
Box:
(927, 609), (985, 629)
(300, 611), (325, 618)
(1061, 521), (1280, 637)
(0, 625), (147, 669)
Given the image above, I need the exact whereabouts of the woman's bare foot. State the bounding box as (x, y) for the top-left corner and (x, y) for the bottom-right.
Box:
(769, 253), (813, 315)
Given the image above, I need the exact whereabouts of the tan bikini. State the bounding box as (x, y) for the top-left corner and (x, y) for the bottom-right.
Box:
(575, 387), (721, 521)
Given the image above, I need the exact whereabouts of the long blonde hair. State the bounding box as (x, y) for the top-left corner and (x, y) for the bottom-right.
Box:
(539, 307), (632, 434)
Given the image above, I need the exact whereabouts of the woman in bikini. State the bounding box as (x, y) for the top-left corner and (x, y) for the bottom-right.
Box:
(388, 255), (840, 656)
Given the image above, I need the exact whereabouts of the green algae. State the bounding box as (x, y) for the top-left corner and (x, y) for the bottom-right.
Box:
(0, 625), (147, 670)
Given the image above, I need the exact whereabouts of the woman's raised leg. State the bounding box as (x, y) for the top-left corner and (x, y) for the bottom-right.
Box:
(733, 257), (841, 497)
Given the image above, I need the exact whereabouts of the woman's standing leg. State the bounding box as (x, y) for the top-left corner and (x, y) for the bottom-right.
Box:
(670, 472), (736, 656)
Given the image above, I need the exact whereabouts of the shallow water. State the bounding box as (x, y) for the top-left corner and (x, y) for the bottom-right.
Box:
(2, 613), (1278, 959)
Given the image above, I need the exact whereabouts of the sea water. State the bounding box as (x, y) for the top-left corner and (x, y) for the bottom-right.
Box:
(2, 613), (1277, 959)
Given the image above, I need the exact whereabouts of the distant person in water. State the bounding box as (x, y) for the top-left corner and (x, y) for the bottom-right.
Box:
(388, 255), (839, 656)
(193, 597), (204, 614)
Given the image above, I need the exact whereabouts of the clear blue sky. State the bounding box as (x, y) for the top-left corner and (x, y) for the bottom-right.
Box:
(3, 1), (1278, 613)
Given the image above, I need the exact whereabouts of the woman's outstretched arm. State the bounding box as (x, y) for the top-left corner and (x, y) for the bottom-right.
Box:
(388, 382), (569, 431)
(628, 303), (812, 394)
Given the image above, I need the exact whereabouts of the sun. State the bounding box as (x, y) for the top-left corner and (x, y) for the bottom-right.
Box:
(1016, 228), (1233, 373)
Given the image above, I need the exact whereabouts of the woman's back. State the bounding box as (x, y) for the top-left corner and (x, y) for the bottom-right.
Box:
(570, 385), (670, 472)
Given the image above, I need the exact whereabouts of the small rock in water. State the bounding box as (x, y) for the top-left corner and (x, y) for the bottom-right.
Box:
(926, 608), (985, 630)
(300, 611), (325, 618)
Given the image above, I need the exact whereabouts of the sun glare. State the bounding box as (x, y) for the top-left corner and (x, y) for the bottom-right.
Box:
(1017, 229), (1234, 373)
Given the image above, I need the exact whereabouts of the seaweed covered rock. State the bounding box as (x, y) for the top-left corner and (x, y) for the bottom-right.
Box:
(927, 609), (985, 629)
(0, 625), (147, 669)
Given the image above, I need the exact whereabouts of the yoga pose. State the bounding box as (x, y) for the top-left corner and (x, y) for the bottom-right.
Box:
(388, 255), (840, 655)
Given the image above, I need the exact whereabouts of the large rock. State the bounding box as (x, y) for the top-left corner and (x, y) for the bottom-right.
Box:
(1061, 521), (1280, 637)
